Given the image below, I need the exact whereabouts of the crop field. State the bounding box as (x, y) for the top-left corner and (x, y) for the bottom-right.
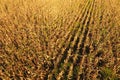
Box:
(0, 0), (120, 80)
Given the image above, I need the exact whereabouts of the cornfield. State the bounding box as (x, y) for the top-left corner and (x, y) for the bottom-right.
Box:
(0, 0), (120, 80)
